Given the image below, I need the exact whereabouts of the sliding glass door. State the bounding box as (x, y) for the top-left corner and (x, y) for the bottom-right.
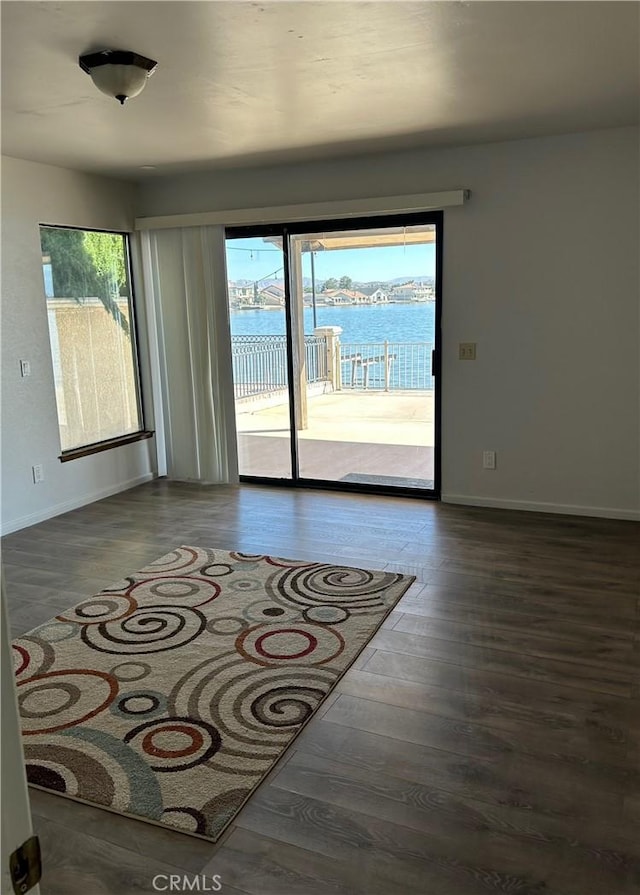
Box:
(224, 235), (292, 479)
(225, 212), (441, 496)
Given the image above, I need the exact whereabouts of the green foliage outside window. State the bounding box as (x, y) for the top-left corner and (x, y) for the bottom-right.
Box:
(40, 227), (130, 336)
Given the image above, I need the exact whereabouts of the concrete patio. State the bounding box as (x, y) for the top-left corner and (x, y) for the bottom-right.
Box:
(235, 390), (435, 486)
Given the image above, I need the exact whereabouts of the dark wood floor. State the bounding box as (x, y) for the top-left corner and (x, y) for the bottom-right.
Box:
(3, 480), (639, 895)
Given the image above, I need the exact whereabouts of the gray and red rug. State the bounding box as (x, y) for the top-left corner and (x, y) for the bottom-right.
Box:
(12, 546), (414, 841)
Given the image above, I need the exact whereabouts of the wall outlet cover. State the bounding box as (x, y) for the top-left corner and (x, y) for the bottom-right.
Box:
(483, 451), (496, 470)
(459, 342), (476, 360)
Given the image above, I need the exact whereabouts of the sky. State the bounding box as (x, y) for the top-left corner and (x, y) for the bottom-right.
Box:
(225, 236), (435, 284)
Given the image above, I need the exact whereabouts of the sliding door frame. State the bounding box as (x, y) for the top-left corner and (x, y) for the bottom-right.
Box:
(226, 209), (443, 499)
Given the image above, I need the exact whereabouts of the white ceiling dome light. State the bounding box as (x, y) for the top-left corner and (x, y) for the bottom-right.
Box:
(79, 50), (157, 105)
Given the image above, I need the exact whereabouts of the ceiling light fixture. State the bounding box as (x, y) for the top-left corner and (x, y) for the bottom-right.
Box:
(79, 50), (157, 105)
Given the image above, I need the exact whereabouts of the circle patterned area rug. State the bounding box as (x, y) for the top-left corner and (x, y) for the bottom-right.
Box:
(12, 546), (415, 841)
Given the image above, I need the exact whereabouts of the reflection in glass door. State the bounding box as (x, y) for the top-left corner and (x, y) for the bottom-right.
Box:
(225, 214), (440, 496)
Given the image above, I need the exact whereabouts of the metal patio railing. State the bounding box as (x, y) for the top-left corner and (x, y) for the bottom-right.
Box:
(338, 340), (434, 390)
(231, 335), (328, 399)
(231, 335), (433, 398)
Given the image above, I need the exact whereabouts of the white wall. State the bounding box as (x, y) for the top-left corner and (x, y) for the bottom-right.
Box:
(1, 157), (155, 534)
(137, 127), (640, 519)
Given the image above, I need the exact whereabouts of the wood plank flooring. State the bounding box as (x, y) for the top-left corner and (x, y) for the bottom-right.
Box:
(2, 480), (638, 895)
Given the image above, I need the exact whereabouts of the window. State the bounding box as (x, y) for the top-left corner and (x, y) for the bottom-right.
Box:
(39, 225), (146, 457)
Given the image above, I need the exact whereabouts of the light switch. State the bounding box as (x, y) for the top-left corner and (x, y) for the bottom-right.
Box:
(459, 343), (476, 360)
(20, 359), (31, 377)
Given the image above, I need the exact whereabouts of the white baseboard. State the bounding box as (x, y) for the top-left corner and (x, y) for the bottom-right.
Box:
(0, 473), (156, 536)
(441, 493), (640, 521)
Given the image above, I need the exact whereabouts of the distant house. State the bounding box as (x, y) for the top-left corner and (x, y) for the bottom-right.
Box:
(392, 281), (418, 301)
(320, 288), (369, 305)
(228, 282), (254, 304)
(413, 283), (435, 301)
(360, 286), (389, 303)
(258, 283), (285, 306)
(346, 289), (370, 304)
(321, 289), (350, 305)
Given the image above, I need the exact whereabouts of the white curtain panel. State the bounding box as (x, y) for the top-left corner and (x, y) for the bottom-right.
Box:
(143, 226), (239, 484)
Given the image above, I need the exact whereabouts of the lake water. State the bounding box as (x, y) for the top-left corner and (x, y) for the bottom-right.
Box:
(230, 302), (436, 345)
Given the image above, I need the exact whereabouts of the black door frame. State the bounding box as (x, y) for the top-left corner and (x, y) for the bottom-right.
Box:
(226, 209), (443, 499)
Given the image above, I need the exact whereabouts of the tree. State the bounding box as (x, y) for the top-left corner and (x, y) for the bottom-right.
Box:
(339, 275), (353, 290)
(40, 228), (97, 299)
(40, 227), (130, 335)
(322, 277), (338, 291)
(83, 231), (130, 335)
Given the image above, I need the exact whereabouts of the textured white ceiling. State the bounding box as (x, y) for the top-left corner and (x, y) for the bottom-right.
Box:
(1, 1), (638, 180)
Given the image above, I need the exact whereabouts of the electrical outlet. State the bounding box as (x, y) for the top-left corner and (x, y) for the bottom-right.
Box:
(32, 464), (44, 484)
(20, 359), (31, 377)
(459, 342), (476, 360)
(483, 451), (496, 470)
